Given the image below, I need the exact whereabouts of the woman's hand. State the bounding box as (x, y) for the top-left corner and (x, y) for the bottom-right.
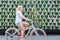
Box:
(25, 18), (30, 21)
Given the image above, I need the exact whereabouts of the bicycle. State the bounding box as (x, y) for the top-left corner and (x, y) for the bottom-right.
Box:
(5, 20), (47, 40)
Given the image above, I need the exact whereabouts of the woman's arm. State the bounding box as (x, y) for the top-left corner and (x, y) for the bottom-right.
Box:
(18, 13), (30, 21)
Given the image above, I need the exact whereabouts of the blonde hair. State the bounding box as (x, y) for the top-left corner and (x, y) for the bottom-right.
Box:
(16, 6), (23, 11)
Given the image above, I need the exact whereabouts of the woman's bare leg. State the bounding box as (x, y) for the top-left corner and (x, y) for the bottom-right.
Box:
(22, 22), (29, 29)
(18, 23), (25, 40)
(18, 22), (29, 40)
(5, 33), (8, 40)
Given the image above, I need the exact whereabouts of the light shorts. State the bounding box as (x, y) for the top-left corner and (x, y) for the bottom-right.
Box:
(15, 21), (22, 26)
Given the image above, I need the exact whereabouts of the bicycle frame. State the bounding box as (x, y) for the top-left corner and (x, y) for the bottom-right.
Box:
(25, 20), (39, 36)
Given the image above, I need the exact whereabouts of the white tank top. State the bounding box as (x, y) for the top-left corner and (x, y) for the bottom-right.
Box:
(15, 11), (22, 24)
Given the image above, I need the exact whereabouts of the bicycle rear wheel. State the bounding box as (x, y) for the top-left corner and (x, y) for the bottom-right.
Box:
(30, 28), (47, 40)
(5, 28), (20, 40)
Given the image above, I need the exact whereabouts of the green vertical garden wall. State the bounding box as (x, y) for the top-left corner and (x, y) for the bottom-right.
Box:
(0, 0), (60, 30)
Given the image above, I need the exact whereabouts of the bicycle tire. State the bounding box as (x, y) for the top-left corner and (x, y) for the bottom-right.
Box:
(30, 28), (47, 40)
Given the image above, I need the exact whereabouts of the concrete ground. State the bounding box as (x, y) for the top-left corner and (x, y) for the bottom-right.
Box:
(0, 35), (60, 40)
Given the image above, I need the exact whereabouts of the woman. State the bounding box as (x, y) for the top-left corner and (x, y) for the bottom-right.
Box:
(15, 6), (30, 40)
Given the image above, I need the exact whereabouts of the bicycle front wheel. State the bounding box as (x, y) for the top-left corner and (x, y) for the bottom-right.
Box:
(30, 28), (47, 40)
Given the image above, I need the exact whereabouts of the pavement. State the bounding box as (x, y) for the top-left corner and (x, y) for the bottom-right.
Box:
(0, 35), (60, 40)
